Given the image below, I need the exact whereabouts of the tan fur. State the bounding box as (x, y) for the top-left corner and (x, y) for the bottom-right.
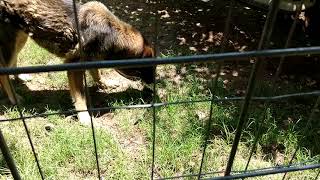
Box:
(78, 2), (145, 56)
(0, 0), (154, 124)
(0, 30), (27, 105)
(1, 0), (77, 57)
(10, 31), (28, 67)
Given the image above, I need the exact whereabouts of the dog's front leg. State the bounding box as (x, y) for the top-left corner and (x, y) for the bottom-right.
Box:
(67, 70), (91, 125)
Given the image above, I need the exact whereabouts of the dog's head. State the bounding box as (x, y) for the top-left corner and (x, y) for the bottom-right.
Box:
(116, 37), (155, 84)
(78, 2), (156, 84)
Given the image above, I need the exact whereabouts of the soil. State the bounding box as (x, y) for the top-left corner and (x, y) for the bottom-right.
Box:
(93, 0), (320, 87)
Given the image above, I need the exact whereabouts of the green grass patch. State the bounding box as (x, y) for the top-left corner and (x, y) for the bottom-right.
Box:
(0, 40), (319, 179)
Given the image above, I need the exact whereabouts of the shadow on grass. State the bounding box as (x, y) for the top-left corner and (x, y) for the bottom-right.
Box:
(0, 80), (155, 119)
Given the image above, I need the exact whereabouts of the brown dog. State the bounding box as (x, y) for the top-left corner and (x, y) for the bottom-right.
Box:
(0, 0), (154, 124)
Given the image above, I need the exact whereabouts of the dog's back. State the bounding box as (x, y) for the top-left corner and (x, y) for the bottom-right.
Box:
(0, 0), (78, 57)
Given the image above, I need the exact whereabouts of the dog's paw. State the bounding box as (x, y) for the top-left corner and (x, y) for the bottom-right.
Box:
(78, 112), (92, 126)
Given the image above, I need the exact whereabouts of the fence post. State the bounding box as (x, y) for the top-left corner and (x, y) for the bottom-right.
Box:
(0, 129), (21, 180)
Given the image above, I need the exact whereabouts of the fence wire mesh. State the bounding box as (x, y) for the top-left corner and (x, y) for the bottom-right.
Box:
(0, 0), (320, 179)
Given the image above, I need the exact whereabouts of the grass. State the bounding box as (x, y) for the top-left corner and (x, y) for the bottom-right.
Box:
(0, 39), (319, 179)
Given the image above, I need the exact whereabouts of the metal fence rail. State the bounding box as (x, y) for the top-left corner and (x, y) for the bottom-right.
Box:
(1, 46), (320, 75)
(0, 0), (320, 179)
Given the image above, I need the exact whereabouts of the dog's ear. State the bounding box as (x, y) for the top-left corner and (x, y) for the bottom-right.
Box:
(142, 45), (154, 58)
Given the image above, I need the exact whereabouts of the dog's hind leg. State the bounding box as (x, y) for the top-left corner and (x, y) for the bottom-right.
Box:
(0, 29), (27, 105)
(67, 70), (91, 125)
(0, 48), (21, 105)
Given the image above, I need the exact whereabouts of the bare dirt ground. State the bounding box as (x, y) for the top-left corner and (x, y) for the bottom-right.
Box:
(95, 0), (320, 87)
(99, 0), (319, 51)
